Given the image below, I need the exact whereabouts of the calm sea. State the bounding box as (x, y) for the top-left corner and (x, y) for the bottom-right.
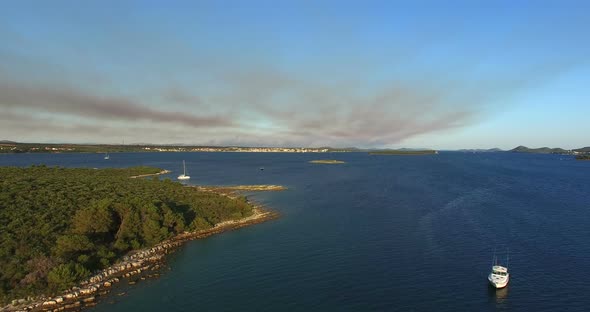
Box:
(1, 152), (589, 311)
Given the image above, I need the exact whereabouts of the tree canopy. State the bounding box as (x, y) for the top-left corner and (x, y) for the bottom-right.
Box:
(0, 165), (252, 303)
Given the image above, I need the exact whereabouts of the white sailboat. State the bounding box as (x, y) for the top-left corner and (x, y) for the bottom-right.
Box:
(104, 153), (110, 160)
(488, 250), (510, 289)
(177, 160), (190, 180)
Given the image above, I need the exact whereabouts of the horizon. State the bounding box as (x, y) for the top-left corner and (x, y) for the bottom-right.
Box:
(2, 139), (589, 151)
(1, 1), (589, 149)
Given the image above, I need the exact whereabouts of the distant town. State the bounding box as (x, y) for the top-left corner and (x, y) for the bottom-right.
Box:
(142, 146), (330, 153)
(0, 141), (334, 154)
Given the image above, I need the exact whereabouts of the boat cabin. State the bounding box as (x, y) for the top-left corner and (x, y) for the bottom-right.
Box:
(491, 265), (508, 276)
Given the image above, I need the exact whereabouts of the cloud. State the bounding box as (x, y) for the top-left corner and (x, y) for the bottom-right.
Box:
(193, 68), (484, 147)
(0, 58), (576, 147)
(0, 111), (108, 139)
(0, 82), (235, 129)
(162, 88), (203, 106)
(0, 110), (230, 144)
(1, 2), (586, 147)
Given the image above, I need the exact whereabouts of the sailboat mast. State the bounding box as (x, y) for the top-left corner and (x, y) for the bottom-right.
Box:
(183, 160), (186, 175)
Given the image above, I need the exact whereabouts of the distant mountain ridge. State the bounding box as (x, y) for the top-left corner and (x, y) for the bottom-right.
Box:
(510, 145), (568, 154)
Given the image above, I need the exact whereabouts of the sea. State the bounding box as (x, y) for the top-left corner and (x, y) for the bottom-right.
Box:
(1, 151), (589, 311)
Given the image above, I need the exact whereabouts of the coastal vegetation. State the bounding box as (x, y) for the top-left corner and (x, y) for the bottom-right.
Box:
(575, 155), (590, 160)
(0, 165), (253, 304)
(308, 160), (346, 164)
(369, 150), (437, 155)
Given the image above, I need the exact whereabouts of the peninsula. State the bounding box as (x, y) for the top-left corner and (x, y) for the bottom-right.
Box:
(309, 160), (346, 164)
(196, 185), (287, 193)
(0, 165), (277, 311)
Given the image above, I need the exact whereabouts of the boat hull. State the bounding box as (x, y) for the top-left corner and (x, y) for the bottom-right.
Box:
(488, 274), (509, 289)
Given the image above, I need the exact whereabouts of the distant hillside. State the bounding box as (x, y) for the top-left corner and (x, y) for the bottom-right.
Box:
(510, 146), (568, 154)
(573, 147), (590, 153)
(0, 140), (17, 144)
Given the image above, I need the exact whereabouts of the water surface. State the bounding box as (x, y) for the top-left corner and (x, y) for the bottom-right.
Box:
(1, 152), (589, 311)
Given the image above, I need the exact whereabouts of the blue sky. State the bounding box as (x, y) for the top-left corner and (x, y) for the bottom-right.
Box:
(0, 0), (588, 149)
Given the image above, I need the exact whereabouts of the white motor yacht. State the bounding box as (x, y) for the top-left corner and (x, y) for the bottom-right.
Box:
(488, 265), (509, 289)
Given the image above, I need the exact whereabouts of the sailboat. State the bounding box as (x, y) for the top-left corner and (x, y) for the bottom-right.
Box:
(104, 153), (110, 160)
(488, 249), (510, 289)
(177, 160), (190, 180)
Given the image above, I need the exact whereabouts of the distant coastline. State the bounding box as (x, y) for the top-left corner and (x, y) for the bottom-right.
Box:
(510, 145), (590, 155)
(0, 142), (330, 154)
(2, 141), (589, 157)
(369, 150), (437, 155)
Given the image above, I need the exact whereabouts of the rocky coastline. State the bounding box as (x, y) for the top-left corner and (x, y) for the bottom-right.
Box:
(195, 184), (287, 193)
(309, 160), (345, 164)
(129, 169), (171, 179)
(1, 205), (277, 312)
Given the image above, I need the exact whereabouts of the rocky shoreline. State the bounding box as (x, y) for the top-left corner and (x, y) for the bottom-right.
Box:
(195, 184), (287, 193)
(1, 205), (277, 312)
(129, 170), (171, 179)
(309, 160), (345, 164)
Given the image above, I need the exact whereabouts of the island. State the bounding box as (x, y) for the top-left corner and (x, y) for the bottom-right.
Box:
(308, 160), (346, 164)
(510, 145), (569, 154)
(0, 165), (277, 311)
(510, 145), (590, 155)
(369, 149), (437, 155)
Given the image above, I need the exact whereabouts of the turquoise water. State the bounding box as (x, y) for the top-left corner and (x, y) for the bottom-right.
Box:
(2, 152), (589, 311)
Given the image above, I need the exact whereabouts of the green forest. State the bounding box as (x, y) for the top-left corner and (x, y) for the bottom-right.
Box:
(0, 165), (253, 303)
